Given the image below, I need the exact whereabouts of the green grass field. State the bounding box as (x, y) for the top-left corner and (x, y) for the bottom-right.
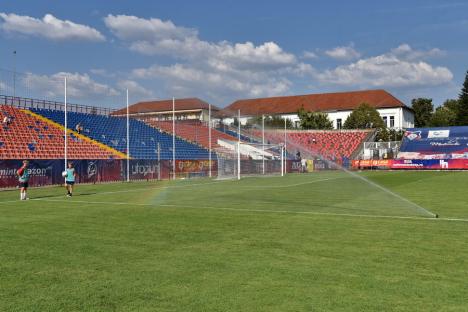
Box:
(1, 171), (467, 311)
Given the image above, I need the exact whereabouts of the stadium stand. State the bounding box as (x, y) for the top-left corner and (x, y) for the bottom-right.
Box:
(145, 119), (237, 149)
(30, 108), (212, 160)
(0, 105), (124, 159)
(286, 130), (371, 159)
(216, 125), (258, 143)
(240, 129), (371, 159)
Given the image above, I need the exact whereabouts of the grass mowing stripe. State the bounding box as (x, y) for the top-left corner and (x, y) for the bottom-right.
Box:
(30, 198), (468, 223)
(0, 176), (341, 205)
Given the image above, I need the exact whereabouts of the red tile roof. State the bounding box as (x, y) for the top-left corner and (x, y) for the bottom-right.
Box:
(112, 98), (220, 115)
(221, 89), (407, 116)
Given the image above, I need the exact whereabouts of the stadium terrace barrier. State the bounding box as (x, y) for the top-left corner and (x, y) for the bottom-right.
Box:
(351, 159), (468, 170)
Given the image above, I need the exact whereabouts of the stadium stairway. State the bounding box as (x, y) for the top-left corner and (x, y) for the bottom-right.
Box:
(0, 105), (125, 159)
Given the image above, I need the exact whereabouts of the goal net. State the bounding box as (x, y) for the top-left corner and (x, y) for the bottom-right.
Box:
(216, 141), (284, 180)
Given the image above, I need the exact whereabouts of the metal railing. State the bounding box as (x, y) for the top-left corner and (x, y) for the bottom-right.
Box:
(0, 94), (116, 115)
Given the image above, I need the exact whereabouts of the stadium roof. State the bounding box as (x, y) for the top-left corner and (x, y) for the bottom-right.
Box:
(112, 98), (220, 115)
(221, 89), (408, 116)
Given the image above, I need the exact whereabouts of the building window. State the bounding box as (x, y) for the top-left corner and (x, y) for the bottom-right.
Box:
(389, 116), (395, 128)
(336, 119), (342, 129)
(383, 116), (388, 127)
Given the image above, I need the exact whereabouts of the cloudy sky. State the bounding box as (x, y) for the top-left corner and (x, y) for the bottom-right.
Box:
(0, 0), (466, 108)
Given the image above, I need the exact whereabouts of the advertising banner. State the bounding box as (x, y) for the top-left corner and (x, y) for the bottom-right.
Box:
(391, 159), (468, 170)
(287, 160), (302, 173)
(352, 159), (392, 169)
(0, 159), (200, 188)
(400, 126), (468, 159)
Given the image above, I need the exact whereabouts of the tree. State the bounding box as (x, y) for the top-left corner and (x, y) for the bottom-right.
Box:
(429, 99), (458, 127)
(411, 98), (433, 128)
(456, 70), (468, 125)
(373, 128), (404, 142)
(297, 107), (333, 130)
(343, 103), (385, 129)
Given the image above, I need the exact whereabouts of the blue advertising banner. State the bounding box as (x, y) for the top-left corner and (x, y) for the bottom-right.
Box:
(399, 126), (468, 159)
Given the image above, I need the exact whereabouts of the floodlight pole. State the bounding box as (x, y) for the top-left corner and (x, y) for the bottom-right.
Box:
(126, 89), (130, 182)
(64, 77), (67, 171)
(237, 141), (241, 180)
(172, 97), (176, 180)
(13, 50), (17, 98)
(157, 142), (161, 181)
(262, 114), (265, 175)
(284, 117), (287, 175)
(237, 109), (241, 180)
(208, 104), (212, 178)
(237, 109), (241, 141)
(281, 145), (284, 177)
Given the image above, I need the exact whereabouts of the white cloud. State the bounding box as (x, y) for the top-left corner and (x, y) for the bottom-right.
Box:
(104, 14), (296, 70)
(105, 14), (300, 102)
(302, 51), (318, 59)
(104, 14), (196, 42)
(0, 81), (8, 94)
(103, 14), (454, 103)
(117, 80), (154, 99)
(390, 43), (445, 60)
(325, 45), (361, 60)
(0, 13), (105, 41)
(317, 53), (453, 88)
(89, 68), (117, 78)
(23, 72), (119, 100)
(132, 63), (290, 102)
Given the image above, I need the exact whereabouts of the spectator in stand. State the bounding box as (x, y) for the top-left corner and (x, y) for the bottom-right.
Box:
(3, 116), (11, 125)
(17, 160), (30, 200)
(75, 123), (83, 134)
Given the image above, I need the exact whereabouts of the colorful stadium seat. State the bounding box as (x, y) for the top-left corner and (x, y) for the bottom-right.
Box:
(145, 120), (237, 149)
(30, 108), (213, 160)
(0, 105), (123, 159)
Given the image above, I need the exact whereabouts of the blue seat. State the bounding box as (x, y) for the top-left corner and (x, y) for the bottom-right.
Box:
(31, 108), (214, 160)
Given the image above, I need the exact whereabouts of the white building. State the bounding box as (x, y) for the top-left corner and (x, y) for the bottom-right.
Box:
(221, 89), (414, 129)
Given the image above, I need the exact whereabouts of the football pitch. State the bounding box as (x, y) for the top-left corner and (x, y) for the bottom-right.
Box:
(1, 171), (467, 311)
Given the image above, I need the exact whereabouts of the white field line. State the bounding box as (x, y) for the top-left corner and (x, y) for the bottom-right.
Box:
(26, 198), (468, 223)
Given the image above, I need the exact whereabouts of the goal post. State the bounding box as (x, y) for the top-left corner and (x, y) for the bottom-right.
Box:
(216, 141), (284, 180)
